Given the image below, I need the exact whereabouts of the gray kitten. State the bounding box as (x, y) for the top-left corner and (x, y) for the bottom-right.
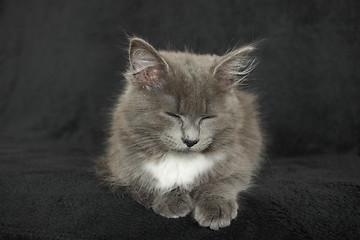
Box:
(96, 37), (263, 230)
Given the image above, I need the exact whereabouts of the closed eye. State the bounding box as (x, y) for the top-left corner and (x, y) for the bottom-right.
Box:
(165, 112), (181, 119)
(201, 115), (216, 120)
(199, 115), (217, 124)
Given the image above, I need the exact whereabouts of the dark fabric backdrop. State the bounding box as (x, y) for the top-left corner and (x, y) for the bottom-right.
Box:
(1, 1), (360, 239)
(1, 0), (359, 156)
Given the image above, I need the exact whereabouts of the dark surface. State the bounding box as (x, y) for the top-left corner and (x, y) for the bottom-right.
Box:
(1, 1), (360, 239)
(1, 144), (360, 239)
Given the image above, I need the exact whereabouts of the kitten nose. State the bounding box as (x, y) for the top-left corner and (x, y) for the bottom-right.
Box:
(182, 138), (199, 148)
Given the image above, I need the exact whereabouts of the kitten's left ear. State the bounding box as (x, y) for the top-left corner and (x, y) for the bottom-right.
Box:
(128, 37), (170, 89)
(212, 44), (257, 87)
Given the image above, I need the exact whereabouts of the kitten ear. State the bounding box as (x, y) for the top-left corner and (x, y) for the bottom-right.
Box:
(213, 44), (257, 87)
(128, 37), (170, 89)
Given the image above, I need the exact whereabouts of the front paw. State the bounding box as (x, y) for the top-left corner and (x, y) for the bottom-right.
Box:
(152, 189), (193, 218)
(194, 198), (238, 230)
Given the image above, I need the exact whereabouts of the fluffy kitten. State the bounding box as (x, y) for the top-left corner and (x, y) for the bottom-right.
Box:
(96, 37), (263, 230)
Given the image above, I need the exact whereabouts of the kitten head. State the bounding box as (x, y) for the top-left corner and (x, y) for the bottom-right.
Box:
(122, 37), (257, 154)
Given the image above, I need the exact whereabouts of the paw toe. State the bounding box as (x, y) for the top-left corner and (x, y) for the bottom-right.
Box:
(210, 221), (219, 230)
(218, 219), (231, 228)
(194, 199), (238, 230)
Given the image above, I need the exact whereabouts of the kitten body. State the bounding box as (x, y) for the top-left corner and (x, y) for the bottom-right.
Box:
(96, 38), (263, 230)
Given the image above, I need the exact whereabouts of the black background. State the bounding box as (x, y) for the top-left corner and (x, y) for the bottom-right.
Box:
(1, 1), (360, 239)
(1, 0), (359, 156)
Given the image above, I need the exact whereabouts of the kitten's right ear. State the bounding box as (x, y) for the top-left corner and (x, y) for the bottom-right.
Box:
(128, 37), (170, 89)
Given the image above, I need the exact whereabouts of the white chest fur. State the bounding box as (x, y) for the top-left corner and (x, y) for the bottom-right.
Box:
(143, 152), (224, 190)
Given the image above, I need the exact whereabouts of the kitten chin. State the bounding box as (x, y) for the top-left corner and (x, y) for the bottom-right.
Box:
(96, 37), (263, 230)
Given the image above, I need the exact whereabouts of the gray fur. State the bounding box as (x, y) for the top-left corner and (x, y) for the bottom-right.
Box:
(96, 37), (264, 230)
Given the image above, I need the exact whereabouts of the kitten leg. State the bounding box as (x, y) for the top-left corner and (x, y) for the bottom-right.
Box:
(125, 186), (154, 209)
(96, 158), (154, 208)
(192, 177), (248, 230)
(152, 188), (194, 218)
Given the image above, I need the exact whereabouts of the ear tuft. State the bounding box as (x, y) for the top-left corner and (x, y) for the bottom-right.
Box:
(213, 43), (258, 87)
(128, 38), (169, 89)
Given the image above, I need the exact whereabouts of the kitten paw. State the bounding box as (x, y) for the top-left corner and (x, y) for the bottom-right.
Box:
(152, 189), (193, 218)
(194, 198), (238, 230)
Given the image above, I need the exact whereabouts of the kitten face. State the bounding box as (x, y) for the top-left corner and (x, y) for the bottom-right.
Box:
(160, 113), (215, 152)
(126, 71), (235, 154)
(157, 95), (219, 153)
(123, 38), (256, 155)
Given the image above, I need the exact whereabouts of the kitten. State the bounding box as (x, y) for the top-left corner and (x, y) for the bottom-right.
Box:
(96, 37), (263, 230)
